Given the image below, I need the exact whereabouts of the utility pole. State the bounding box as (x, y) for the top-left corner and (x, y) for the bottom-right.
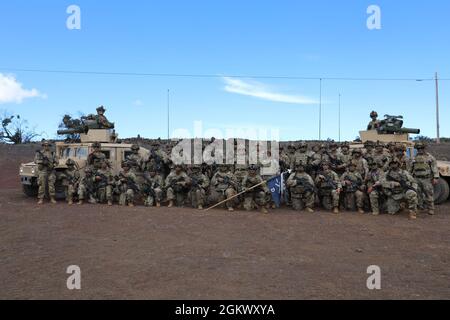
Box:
(338, 93), (341, 142)
(435, 72), (440, 144)
(319, 78), (322, 141)
(167, 89), (170, 140)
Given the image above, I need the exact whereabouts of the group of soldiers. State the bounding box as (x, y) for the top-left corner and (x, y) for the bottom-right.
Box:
(35, 137), (439, 220)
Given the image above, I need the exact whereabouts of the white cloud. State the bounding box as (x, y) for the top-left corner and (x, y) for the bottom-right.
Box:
(0, 73), (46, 104)
(223, 77), (318, 105)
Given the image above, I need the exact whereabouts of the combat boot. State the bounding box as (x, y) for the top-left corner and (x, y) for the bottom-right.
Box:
(306, 207), (315, 213)
(409, 210), (417, 220)
(358, 208), (365, 214)
(428, 209), (435, 215)
(261, 207), (268, 214)
(156, 201), (161, 207)
(371, 210), (379, 216)
(198, 205), (203, 210)
(168, 200), (174, 208)
(333, 207), (339, 214)
(77, 200), (83, 205)
(128, 202), (134, 207)
(50, 197), (57, 204)
(37, 199), (44, 205)
(108, 200), (113, 206)
(68, 199), (73, 205)
(228, 207), (234, 212)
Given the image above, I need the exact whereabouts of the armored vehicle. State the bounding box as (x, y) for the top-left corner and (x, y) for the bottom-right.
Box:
(19, 128), (150, 198)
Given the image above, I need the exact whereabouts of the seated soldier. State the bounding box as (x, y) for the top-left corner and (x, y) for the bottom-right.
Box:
(340, 163), (365, 213)
(94, 161), (114, 205)
(60, 159), (80, 205)
(210, 164), (238, 212)
(77, 167), (97, 205)
(165, 164), (191, 208)
(188, 165), (210, 210)
(315, 162), (342, 214)
(286, 163), (315, 213)
(142, 167), (164, 207)
(116, 162), (139, 207)
(241, 165), (269, 214)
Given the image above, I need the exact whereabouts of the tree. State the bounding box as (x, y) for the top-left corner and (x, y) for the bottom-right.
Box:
(0, 112), (40, 144)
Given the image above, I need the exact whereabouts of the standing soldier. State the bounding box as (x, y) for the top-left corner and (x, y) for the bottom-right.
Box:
(165, 164), (191, 208)
(327, 143), (344, 174)
(35, 140), (58, 204)
(340, 163), (365, 213)
(363, 141), (376, 160)
(188, 165), (210, 210)
(365, 159), (385, 215)
(126, 144), (145, 172)
(337, 143), (352, 170)
(310, 144), (329, 178)
(410, 142), (439, 215)
(142, 167), (164, 207)
(293, 142), (311, 169)
(117, 162), (139, 207)
(241, 165), (269, 214)
(381, 159), (418, 219)
(373, 143), (390, 171)
(61, 159), (80, 205)
(87, 142), (106, 170)
(94, 161), (114, 205)
(394, 145), (408, 170)
(367, 111), (381, 130)
(315, 162), (342, 214)
(77, 167), (97, 205)
(210, 164), (238, 212)
(286, 163), (315, 213)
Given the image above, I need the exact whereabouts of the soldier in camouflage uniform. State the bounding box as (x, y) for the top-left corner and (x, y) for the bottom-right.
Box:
(126, 144), (145, 173)
(367, 111), (381, 130)
(381, 159), (418, 219)
(340, 163), (365, 213)
(241, 165), (269, 214)
(315, 162), (342, 214)
(279, 146), (291, 173)
(188, 165), (210, 210)
(146, 141), (171, 178)
(60, 159), (80, 205)
(365, 159), (385, 215)
(142, 167), (164, 207)
(165, 164), (191, 207)
(286, 163), (315, 213)
(77, 167), (97, 205)
(310, 144), (329, 178)
(94, 161), (114, 205)
(87, 142), (106, 170)
(116, 162), (139, 207)
(210, 164), (238, 211)
(350, 149), (369, 180)
(327, 143), (344, 174)
(94, 106), (114, 129)
(410, 142), (439, 215)
(35, 140), (58, 204)
(337, 143), (352, 170)
(363, 141), (376, 160)
(372, 143), (390, 171)
(394, 145), (408, 170)
(292, 142), (311, 170)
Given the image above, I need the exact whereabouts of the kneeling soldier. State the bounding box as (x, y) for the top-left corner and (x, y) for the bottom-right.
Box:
(142, 167), (164, 207)
(242, 165), (269, 214)
(286, 163), (315, 213)
(315, 162), (342, 214)
(77, 167), (96, 205)
(94, 161), (114, 205)
(210, 164), (238, 212)
(382, 159), (418, 219)
(165, 164), (191, 207)
(188, 165), (210, 210)
(341, 163), (365, 213)
(365, 159), (385, 215)
(117, 162), (139, 207)
(61, 159), (80, 205)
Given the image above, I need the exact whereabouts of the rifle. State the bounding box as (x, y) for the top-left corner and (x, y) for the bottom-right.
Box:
(94, 172), (110, 189)
(386, 172), (416, 193)
(294, 177), (317, 194)
(118, 172), (140, 193)
(36, 150), (56, 169)
(190, 176), (203, 191)
(318, 173), (337, 190)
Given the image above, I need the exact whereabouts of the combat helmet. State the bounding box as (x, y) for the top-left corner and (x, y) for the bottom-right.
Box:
(370, 111), (378, 118)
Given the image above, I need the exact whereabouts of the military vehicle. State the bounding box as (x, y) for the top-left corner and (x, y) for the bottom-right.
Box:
(19, 120), (150, 198)
(355, 115), (449, 204)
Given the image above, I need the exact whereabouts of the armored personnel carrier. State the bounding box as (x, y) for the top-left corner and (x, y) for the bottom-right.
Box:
(354, 115), (449, 204)
(19, 119), (150, 198)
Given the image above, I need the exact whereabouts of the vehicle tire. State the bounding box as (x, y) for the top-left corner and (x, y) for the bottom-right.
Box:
(23, 184), (38, 197)
(434, 177), (450, 205)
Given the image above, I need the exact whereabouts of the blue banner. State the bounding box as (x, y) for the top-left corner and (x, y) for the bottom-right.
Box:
(267, 175), (282, 208)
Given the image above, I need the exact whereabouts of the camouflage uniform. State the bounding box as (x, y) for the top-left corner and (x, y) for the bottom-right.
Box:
(292, 143), (311, 169)
(367, 111), (381, 130)
(337, 145), (352, 169)
(372, 145), (390, 171)
(315, 163), (342, 213)
(34, 141), (57, 204)
(116, 164), (138, 206)
(381, 160), (418, 219)
(142, 171), (164, 207)
(410, 143), (439, 215)
(188, 166), (210, 209)
(210, 165), (238, 211)
(365, 161), (385, 215)
(165, 166), (191, 207)
(286, 164), (315, 212)
(60, 159), (80, 205)
(350, 149), (369, 180)
(341, 165), (365, 213)
(77, 168), (97, 204)
(94, 163), (114, 205)
(94, 106), (114, 128)
(87, 142), (106, 170)
(241, 165), (269, 213)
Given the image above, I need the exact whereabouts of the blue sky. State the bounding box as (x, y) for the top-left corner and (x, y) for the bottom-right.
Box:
(0, 0), (449, 141)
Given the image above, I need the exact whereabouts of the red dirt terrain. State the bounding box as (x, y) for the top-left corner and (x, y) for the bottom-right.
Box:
(0, 144), (449, 299)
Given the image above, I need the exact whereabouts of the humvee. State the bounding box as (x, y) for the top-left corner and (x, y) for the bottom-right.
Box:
(19, 129), (150, 198)
(354, 129), (450, 205)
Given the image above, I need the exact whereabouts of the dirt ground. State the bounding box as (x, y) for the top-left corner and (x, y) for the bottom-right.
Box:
(0, 144), (449, 299)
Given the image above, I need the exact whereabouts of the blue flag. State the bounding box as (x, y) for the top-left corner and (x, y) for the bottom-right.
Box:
(267, 175), (282, 208)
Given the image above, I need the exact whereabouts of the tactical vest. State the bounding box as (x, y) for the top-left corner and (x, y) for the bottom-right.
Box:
(412, 156), (431, 178)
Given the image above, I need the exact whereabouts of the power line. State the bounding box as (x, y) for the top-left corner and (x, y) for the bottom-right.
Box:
(0, 67), (448, 81)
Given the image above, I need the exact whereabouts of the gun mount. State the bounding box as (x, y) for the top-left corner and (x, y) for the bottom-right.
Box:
(57, 116), (117, 143)
(377, 115), (420, 135)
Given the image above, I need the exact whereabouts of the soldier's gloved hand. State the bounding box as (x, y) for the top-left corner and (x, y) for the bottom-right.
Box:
(432, 178), (439, 186)
(336, 188), (342, 194)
